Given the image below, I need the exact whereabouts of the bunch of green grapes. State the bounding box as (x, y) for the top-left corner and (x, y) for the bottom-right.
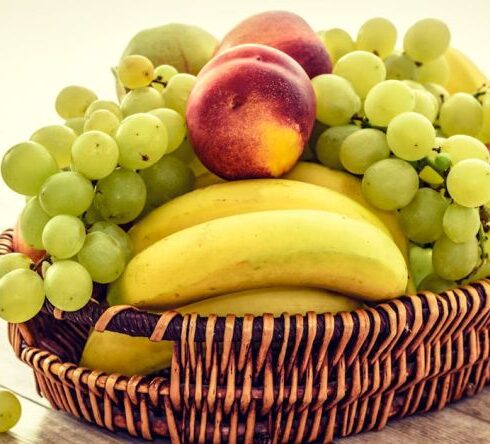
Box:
(1, 54), (200, 322)
(313, 17), (490, 291)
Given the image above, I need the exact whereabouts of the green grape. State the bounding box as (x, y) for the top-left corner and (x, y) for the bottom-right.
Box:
(71, 131), (119, 180)
(441, 135), (489, 164)
(64, 117), (85, 135)
(404, 18), (451, 63)
(0, 253), (32, 279)
(434, 136), (447, 149)
(171, 137), (196, 164)
(316, 125), (359, 170)
(399, 188), (448, 243)
(387, 112), (435, 161)
(42, 215), (86, 259)
(115, 113), (168, 170)
(418, 273), (456, 293)
(118, 55), (155, 89)
(318, 28), (355, 64)
(152, 64), (179, 92)
(333, 50), (386, 99)
(477, 93), (490, 144)
(339, 128), (390, 174)
(20, 197), (51, 250)
(0, 269), (45, 323)
(415, 56), (449, 86)
(356, 17), (397, 59)
(311, 74), (361, 125)
(39, 171), (94, 217)
(409, 245), (434, 288)
(94, 168), (147, 224)
(121, 87), (165, 116)
(413, 89), (439, 123)
(439, 93), (483, 137)
(432, 235), (479, 280)
(307, 120), (328, 155)
(433, 152), (452, 173)
(41, 260), (51, 278)
(419, 165), (444, 187)
(424, 82), (450, 107)
(78, 232), (125, 283)
(0, 391), (21, 432)
(362, 158), (419, 210)
(83, 203), (103, 226)
(364, 80), (415, 126)
(83, 109), (120, 136)
(88, 221), (133, 262)
(30, 125), (77, 168)
(442, 204), (480, 244)
(402, 80), (425, 90)
(465, 235), (490, 282)
(44, 260), (92, 311)
(85, 100), (123, 120)
(447, 159), (490, 207)
(55, 85), (97, 119)
(149, 108), (187, 153)
(164, 73), (197, 116)
(139, 156), (195, 207)
(384, 53), (416, 80)
(1, 141), (58, 196)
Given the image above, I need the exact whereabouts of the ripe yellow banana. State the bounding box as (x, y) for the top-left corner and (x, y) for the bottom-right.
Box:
(81, 287), (362, 376)
(445, 47), (488, 94)
(130, 178), (391, 254)
(194, 163), (408, 259)
(120, 209), (408, 309)
(284, 162), (409, 259)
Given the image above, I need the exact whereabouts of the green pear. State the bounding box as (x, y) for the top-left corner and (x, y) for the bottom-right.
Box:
(121, 23), (218, 75)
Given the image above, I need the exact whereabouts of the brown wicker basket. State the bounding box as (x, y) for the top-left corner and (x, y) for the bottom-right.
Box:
(2, 228), (490, 443)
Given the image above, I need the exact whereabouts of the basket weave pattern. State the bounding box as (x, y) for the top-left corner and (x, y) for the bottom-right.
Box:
(2, 228), (490, 442)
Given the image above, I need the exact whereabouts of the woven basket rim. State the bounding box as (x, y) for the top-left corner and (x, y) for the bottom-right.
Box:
(2, 228), (490, 343)
(4, 227), (490, 442)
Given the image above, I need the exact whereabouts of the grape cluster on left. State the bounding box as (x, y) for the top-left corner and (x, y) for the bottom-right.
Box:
(0, 54), (196, 324)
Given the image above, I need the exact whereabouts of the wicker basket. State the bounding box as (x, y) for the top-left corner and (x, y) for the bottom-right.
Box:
(2, 228), (490, 443)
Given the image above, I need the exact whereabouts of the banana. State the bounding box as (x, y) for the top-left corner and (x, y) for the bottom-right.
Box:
(120, 209), (408, 309)
(81, 287), (362, 376)
(445, 47), (488, 94)
(194, 162), (409, 261)
(284, 162), (409, 261)
(130, 178), (391, 254)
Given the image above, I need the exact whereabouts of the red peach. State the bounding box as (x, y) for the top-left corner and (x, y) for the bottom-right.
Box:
(186, 44), (316, 180)
(216, 11), (332, 79)
(13, 219), (45, 264)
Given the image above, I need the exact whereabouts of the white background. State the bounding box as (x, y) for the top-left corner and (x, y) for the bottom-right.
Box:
(1, 0), (490, 229)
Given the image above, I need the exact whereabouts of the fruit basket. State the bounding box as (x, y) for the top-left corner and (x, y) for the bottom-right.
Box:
(2, 9), (490, 444)
(3, 228), (490, 442)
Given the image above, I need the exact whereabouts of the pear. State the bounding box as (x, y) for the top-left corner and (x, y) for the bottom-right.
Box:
(121, 23), (218, 75)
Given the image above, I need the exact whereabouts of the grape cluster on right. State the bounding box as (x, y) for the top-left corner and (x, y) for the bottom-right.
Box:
(315, 18), (490, 292)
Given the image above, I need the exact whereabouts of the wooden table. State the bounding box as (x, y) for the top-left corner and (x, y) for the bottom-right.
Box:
(1, 323), (489, 443)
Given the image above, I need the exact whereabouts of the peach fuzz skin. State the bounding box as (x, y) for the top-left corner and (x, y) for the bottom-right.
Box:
(186, 44), (316, 180)
(216, 11), (332, 79)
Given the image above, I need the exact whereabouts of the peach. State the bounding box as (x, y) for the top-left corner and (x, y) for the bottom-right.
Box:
(13, 220), (45, 264)
(186, 44), (316, 180)
(216, 11), (332, 79)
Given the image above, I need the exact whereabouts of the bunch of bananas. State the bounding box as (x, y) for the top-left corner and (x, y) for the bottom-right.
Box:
(81, 162), (411, 374)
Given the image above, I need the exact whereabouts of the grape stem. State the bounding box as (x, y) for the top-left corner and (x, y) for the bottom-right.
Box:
(474, 84), (488, 101)
(152, 79), (168, 87)
(350, 115), (387, 132)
